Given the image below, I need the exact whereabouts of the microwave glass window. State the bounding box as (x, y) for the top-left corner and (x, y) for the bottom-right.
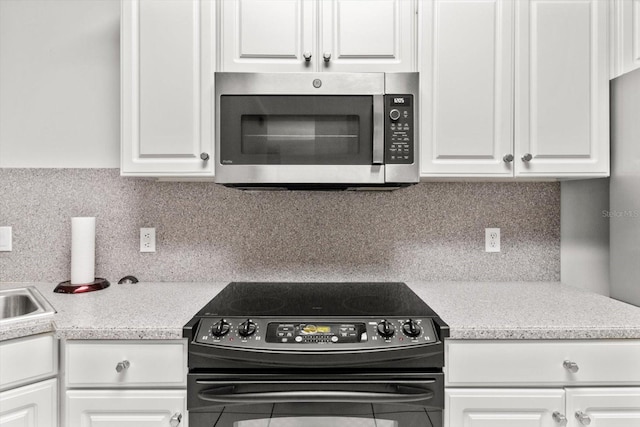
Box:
(241, 115), (359, 161)
(220, 96), (373, 165)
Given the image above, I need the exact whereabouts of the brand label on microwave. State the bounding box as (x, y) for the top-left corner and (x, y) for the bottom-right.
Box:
(389, 96), (411, 106)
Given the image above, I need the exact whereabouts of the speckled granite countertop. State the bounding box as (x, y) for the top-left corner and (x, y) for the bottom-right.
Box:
(1, 281), (639, 341)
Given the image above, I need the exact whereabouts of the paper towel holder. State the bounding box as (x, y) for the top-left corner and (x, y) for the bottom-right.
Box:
(54, 278), (110, 294)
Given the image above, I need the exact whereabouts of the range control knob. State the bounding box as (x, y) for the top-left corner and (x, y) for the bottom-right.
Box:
(211, 319), (231, 337)
(377, 320), (396, 338)
(238, 319), (257, 337)
(389, 109), (401, 121)
(402, 319), (422, 338)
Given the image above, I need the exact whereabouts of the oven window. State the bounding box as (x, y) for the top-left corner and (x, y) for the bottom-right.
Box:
(220, 95), (373, 165)
(234, 416), (397, 427)
(201, 403), (435, 427)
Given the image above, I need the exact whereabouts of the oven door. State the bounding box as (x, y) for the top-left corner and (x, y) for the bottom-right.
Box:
(188, 373), (443, 427)
(216, 94), (385, 185)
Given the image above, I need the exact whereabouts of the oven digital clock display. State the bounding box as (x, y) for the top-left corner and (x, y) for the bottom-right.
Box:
(265, 322), (366, 344)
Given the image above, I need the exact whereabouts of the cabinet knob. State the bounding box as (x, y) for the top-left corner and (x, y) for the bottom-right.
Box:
(552, 412), (567, 425)
(170, 412), (182, 427)
(503, 154), (514, 163)
(303, 52), (312, 62)
(200, 152), (210, 161)
(115, 360), (130, 373)
(521, 153), (533, 162)
(323, 52), (332, 62)
(563, 360), (579, 373)
(575, 411), (591, 425)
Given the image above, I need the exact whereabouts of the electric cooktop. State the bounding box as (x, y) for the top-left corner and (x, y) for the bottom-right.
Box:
(194, 281), (440, 318)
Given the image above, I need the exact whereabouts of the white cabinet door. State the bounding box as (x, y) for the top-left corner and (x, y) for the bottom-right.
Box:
(121, 0), (214, 177)
(66, 390), (187, 427)
(420, 0), (514, 177)
(566, 388), (640, 427)
(446, 389), (565, 427)
(514, 0), (609, 177)
(319, 0), (416, 72)
(611, 0), (640, 78)
(220, 0), (315, 72)
(0, 379), (57, 427)
(0, 334), (57, 392)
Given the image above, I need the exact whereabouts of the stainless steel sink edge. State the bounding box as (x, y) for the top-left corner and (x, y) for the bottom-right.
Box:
(0, 286), (56, 326)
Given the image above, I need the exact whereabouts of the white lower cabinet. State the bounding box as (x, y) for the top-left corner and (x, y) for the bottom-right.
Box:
(447, 387), (640, 427)
(66, 390), (186, 427)
(566, 388), (640, 426)
(0, 379), (57, 427)
(63, 340), (188, 427)
(445, 340), (640, 427)
(0, 334), (58, 427)
(446, 388), (564, 427)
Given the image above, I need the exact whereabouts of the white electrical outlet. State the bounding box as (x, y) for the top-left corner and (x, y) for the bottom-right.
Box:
(140, 227), (156, 253)
(0, 227), (12, 251)
(485, 228), (500, 252)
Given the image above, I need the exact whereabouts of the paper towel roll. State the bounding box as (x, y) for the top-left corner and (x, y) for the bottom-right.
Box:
(71, 217), (96, 284)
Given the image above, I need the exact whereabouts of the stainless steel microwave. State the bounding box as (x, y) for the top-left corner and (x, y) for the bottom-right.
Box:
(214, 72), (419, 190)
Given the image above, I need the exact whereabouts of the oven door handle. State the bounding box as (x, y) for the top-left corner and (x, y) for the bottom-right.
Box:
(198, 387), (434, 404)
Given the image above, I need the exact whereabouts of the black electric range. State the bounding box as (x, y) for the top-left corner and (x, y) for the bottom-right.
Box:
(183, 282), (448, 427)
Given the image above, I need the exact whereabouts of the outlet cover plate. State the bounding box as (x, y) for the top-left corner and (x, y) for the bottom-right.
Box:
(485, 228), (500, 252)
(0, 227), (12, 251)
(140, 227), (156, 253)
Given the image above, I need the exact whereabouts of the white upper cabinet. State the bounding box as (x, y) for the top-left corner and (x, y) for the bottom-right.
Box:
(121, 0), (215, 177)
(319, 0), (416, 72)
(220, 0), (416, 72)
(611, 0), (640, 78)
(514, 0), (609, 177)
(420, 0), (610, 179)
(220, 0), (316, 72)
(420, 0), (514, 177)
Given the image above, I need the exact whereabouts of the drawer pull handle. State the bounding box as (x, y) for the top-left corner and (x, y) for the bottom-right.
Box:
(115, 360), (130, 373)
(170, 412), (182, 427)
(575, 411), (591, 425)
(521, 153), (533, 162)
(563, 360), (579, 373)
(552, 412), (567, 425)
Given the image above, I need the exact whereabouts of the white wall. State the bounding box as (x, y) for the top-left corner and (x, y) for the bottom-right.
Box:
(561, 179), (610, 296)
(0, 0), (120, 168)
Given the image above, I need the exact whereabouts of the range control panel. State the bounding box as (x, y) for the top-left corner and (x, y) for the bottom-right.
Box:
(385, 95), (414, 164)
(194, 317), (437, 351)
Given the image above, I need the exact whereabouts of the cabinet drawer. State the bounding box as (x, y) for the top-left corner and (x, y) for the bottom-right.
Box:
(0, 333), (57, 391)
(65, 340), (186, 388)
(446, 340), (640, 386)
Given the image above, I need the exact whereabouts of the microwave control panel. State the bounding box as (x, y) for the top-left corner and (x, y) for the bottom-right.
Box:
(385, 95), (414, 164)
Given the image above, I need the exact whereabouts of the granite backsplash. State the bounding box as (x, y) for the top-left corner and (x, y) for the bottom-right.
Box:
(0, 169), (560, 283)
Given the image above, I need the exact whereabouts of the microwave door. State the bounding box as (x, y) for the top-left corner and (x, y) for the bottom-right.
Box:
(216, 95), (384, 185)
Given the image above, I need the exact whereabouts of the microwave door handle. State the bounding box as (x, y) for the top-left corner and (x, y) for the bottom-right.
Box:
(372, 95), (385, 164)
(198, 389), (433, 404)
